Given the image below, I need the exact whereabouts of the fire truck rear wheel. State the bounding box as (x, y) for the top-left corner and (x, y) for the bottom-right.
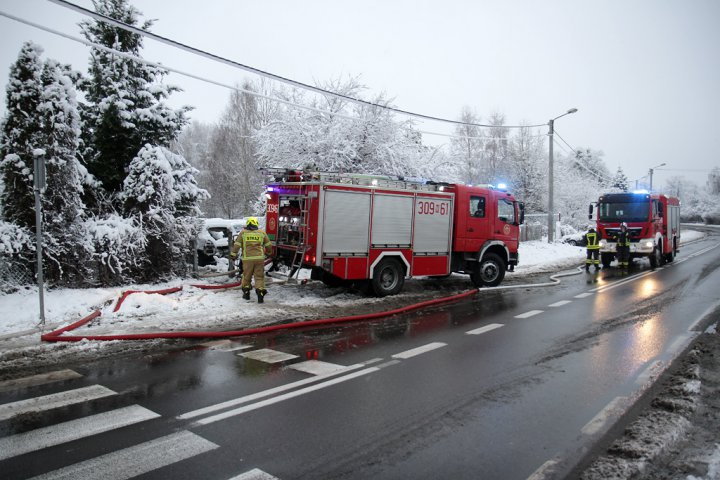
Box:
(371, 258), (405, 297)
(471, 253), (505, 287)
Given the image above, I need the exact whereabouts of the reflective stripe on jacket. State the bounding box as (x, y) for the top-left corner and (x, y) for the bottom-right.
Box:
(585, 231), (600, 250)
(232, 228), (272, 260)
(617, 231), (631, 247)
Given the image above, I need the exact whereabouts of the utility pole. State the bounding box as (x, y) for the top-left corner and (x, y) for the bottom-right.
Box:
(547, 108), (578, 243)
(33, 152), (46, 327)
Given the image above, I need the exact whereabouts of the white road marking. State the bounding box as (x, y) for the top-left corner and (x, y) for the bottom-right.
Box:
(228, 468), (280, 480)
(635, 360), (664, 386)
(0, 405), (159, 461)
(688, 299), (720, 332)
(289, 360), (347, 376)
(0, 369), (82, 393)
(391, 342), (447, 359)
(0, 385), (116, 422)
(465, 323), (504, 335)
(224, 345), (253, 352)
(194, 367), (379, 426)
(514, 310), (543, 319)
(375, 360), (402, 369)
(573, 292), (594, 298)
(526, 457), (561, 480)
(178, 363), (366, 420)
(667, 333), (696, 356)
(28, 430), (218, 480)
(547, 300), (572, 307)
(581, 396), (628, 435)
(240, 348), (299, 364)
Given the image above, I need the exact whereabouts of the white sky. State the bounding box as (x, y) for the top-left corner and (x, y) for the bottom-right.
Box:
(1, 0), (719, 187)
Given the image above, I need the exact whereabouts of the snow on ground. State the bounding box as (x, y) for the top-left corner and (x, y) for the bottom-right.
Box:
(0, 231), (706, 340)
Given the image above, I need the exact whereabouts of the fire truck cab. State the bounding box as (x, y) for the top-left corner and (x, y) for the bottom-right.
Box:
(590, 191), (680, 268)
(264, 169), (524, 296)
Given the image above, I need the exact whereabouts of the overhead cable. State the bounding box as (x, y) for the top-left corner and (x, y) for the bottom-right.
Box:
(47, 0), (547, 130)
(0, 10), (511, 142)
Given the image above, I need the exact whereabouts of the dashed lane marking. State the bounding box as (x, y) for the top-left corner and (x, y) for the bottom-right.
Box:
(514, 310), (543, 319)
(27, 430), (218, 480)
(193, 367), (379, 425)
(0, 385), (116, 422)
(526, 457), (561, 480)
(178, 363), (366, 420)
(228, 468), (280, 480)
(547, 300), (572, 307)
(391, 342), (447, 359)
(574, 293), (594, 298)
(0, 405), (160, 461)
(0, 369), (82, 393)
(465, 323), (504, 335)
(240, 348), (299, 364)
(289, 360), (347, 376)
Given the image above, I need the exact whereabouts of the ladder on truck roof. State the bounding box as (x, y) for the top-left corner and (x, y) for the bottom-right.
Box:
(263, 167), (446, 192)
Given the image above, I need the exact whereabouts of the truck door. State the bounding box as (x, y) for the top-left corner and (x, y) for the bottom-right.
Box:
(464, 194), (490, 252)
(494, 197), (518, 247)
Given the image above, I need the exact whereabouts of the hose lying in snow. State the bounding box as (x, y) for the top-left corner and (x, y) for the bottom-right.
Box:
(41, 266), (584, 343)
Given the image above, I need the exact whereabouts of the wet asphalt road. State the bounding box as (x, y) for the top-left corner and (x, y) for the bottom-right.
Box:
(1, 229), (719, 480)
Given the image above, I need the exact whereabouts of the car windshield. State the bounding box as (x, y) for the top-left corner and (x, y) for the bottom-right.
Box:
(598, 201), (649, 222)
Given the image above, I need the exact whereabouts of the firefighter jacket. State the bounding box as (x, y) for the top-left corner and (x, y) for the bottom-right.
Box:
(616, 230), (631, 247)
(584, 230), (601, 250)
(230, 227), (272, 261)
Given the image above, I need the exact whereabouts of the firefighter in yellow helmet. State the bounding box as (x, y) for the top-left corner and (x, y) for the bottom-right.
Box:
(229, 217), (273, 303)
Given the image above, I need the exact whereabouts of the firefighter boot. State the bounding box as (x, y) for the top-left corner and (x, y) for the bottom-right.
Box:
(585, 264), (590, 272)
(242, 287), (251, 300)
(256, 289), (267, 304)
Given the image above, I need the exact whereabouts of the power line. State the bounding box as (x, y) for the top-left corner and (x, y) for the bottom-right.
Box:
(47, 0), (547, 130)
(553, 131), (613, 183)
(0, 10), (553, 143)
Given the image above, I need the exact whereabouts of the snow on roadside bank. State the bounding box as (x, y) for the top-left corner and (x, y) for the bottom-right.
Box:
(0, 230), (706, 342)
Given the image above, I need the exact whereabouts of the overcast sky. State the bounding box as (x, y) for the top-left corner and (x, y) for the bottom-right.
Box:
(1, 0), (719, 188)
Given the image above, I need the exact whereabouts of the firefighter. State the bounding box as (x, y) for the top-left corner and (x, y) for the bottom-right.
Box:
(584, 225), (601, 271)
(616, 222), (631, 270)
(229, 217), (273, 303)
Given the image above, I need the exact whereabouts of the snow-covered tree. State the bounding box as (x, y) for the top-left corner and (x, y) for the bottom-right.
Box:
(449, 106), (484, 185)
(483, 112), (509, 184)
(707, 167), (720, 195)
(80, 0), (190, 196)
(506, 125), (546, 212)
(121, 144), (207, 279)
(36, 59), (91, 284)
(0, 42), (44, 232)
(611, 166), (629, 192)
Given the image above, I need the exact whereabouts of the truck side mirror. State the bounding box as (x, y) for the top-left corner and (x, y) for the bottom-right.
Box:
(588, 204), (594, 220)
(516, 202), (525, 225)
(657, 208), (663, 218)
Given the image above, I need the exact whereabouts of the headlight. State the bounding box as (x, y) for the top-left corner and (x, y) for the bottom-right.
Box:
(640, 238), (654, 248)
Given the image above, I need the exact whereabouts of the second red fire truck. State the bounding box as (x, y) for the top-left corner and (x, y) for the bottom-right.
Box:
(589, 191), (681, 268)
(263, 169), (525, 296)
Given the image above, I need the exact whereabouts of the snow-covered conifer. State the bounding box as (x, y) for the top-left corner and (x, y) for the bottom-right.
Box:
(80, 0), (190, 195)
(611, 167), (630, 192)
(0, 42), (44, 232)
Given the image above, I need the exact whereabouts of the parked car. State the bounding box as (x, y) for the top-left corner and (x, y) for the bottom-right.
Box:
(195, 218), (246, 266)
(560, 232), (587, 247)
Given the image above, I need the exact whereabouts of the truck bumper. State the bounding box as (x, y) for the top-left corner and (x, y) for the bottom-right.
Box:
(601, 242), (654, 255)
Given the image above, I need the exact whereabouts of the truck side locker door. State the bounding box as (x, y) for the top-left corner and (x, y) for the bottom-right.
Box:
(465, 193), (490, 252)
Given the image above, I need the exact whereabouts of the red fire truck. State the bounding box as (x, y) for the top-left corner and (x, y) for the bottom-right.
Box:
(589, 191), (680, 269)
(264, 169), (525, 296)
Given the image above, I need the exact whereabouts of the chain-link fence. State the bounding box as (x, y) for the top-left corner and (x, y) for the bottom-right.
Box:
(0, 256), (33, 293)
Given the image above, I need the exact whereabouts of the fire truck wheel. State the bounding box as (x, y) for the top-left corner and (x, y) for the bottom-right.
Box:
(471, 253), (506, 287)
(649, 245), (662, 269)
(371, 258), (405, 297)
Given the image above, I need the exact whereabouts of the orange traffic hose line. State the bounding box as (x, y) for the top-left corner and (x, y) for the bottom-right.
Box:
(41, 288), (478, 342)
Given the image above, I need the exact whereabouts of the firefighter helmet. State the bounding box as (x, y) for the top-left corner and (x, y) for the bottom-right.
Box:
(620, 222), (627, 229)
(246, 217), (259, 228)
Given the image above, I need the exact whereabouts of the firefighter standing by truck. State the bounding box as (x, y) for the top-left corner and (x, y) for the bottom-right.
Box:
(230, 217), (272, 303)
(616, 222), (631, 271)
(584, 225), (601, 272)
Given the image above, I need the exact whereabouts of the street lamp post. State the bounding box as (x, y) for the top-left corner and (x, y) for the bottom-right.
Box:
(547, 108), (578, 243)
(648, 162), (666, 192)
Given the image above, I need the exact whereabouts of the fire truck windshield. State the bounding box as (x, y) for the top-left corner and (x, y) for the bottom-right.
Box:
(598, 201), (650, 222)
